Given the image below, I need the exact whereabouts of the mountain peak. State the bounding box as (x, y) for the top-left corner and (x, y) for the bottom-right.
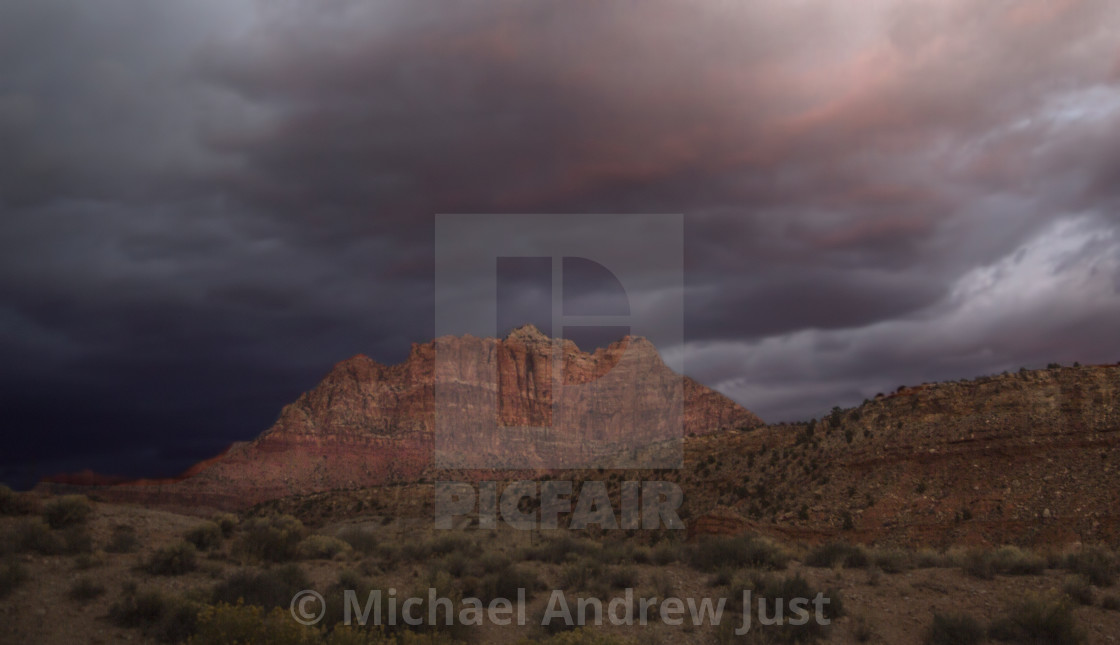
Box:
(504, 323), (549, 341)
(55, 327), (761, 509)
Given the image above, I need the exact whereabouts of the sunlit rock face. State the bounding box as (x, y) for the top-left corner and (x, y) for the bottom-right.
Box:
(58, 325), (759, 510)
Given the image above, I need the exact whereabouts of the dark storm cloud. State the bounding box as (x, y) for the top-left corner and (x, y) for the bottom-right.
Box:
(2, 0), (1120, 483)
(686, 269), (947, 340)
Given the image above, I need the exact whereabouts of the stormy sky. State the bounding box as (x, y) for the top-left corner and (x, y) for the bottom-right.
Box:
(3, 0), (1120, 487)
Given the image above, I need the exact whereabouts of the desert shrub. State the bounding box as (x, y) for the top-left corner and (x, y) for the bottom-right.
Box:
(7, 517), (66, 555)
(398, 573), (475, 641)
(297, 534), (352, 560)
(591, 541), (622, 565)
(963, 549), (995, 580)
(990, 546), (1046, 575)
(924, 612), (985, 645)
(560, 558), (605, 592)
(1062, 575), (1095, 606)
(988, 592), (1086, 645)
(441, 551), (473, 578)
(211, 513), (239, 538)
(865, 565), (883, 587)
(1044, 550), (1066, 569)
(144, 540), (198, 575)
(42, 495), (92, 529)
(4, 517), (43, 554)
(524, 535), (594, 564)
(851, 614), (875, 643)
(210, 564), (310, 609)
(198, 560), (225, 579)
(372, 542), (400, 564)
(871, 548), (912, 574)
(686, 534), (789, 572)
(708, 567), (734, 587)
(940, 548), (969, 569)
(153, 598), (202, 644)
(319, 569), (381, 632)
(463, 564), (543, 603)
(535, 594), (581, 637)
(650, 542), (679, 565)
(427, 533), (478, 558)
(185, 521), (223, 551)
(0, 485), (36, 515)
(62, 525), (94, 554)
(1102, 594), (1120, 611)
(472, 551), (510, 575)
(723, 572), (842, 643)
(68, 576), (107, 601)
(606, 565), (638, 589)
(1062, 546), (1118, 587)
(318, 566), (409, 631)
(650, 571), (674, 598)
(73, 552), (104, 570)
(0, 558), (28, 598)
(334, 568), (365, 593)
(11, 521), (95, 556)
(436, 550), (509, 580)
(109, 587), (201, 643)
(748, 572), (843, 620)
(338, 527), (378, 555)
(915, 549), (951, 569)
(105, 524), (140, 553)
(234, 515), (306, 562)
(110, 587), (168, 628)
(398, 533), (478, 563)
(606, 540), (658, 567)
(805, 541), (869, 569)
(190, 603), (322, 645)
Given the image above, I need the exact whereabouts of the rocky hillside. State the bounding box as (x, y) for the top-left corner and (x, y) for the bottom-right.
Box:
(248, 363), (1120, 550)
(679, 363), (1120, 547)
(54, 325), (760, 509)
(44, 340), (1120, 549)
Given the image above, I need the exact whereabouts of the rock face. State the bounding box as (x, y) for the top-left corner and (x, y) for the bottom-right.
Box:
(682, 364), (1120, 547)
(431, 325), (752, 469)
(73, 325), (761, 509)
(96, 354), (1120, 549)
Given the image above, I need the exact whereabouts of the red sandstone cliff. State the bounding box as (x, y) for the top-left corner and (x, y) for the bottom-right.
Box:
(61, 325), (760, 509)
